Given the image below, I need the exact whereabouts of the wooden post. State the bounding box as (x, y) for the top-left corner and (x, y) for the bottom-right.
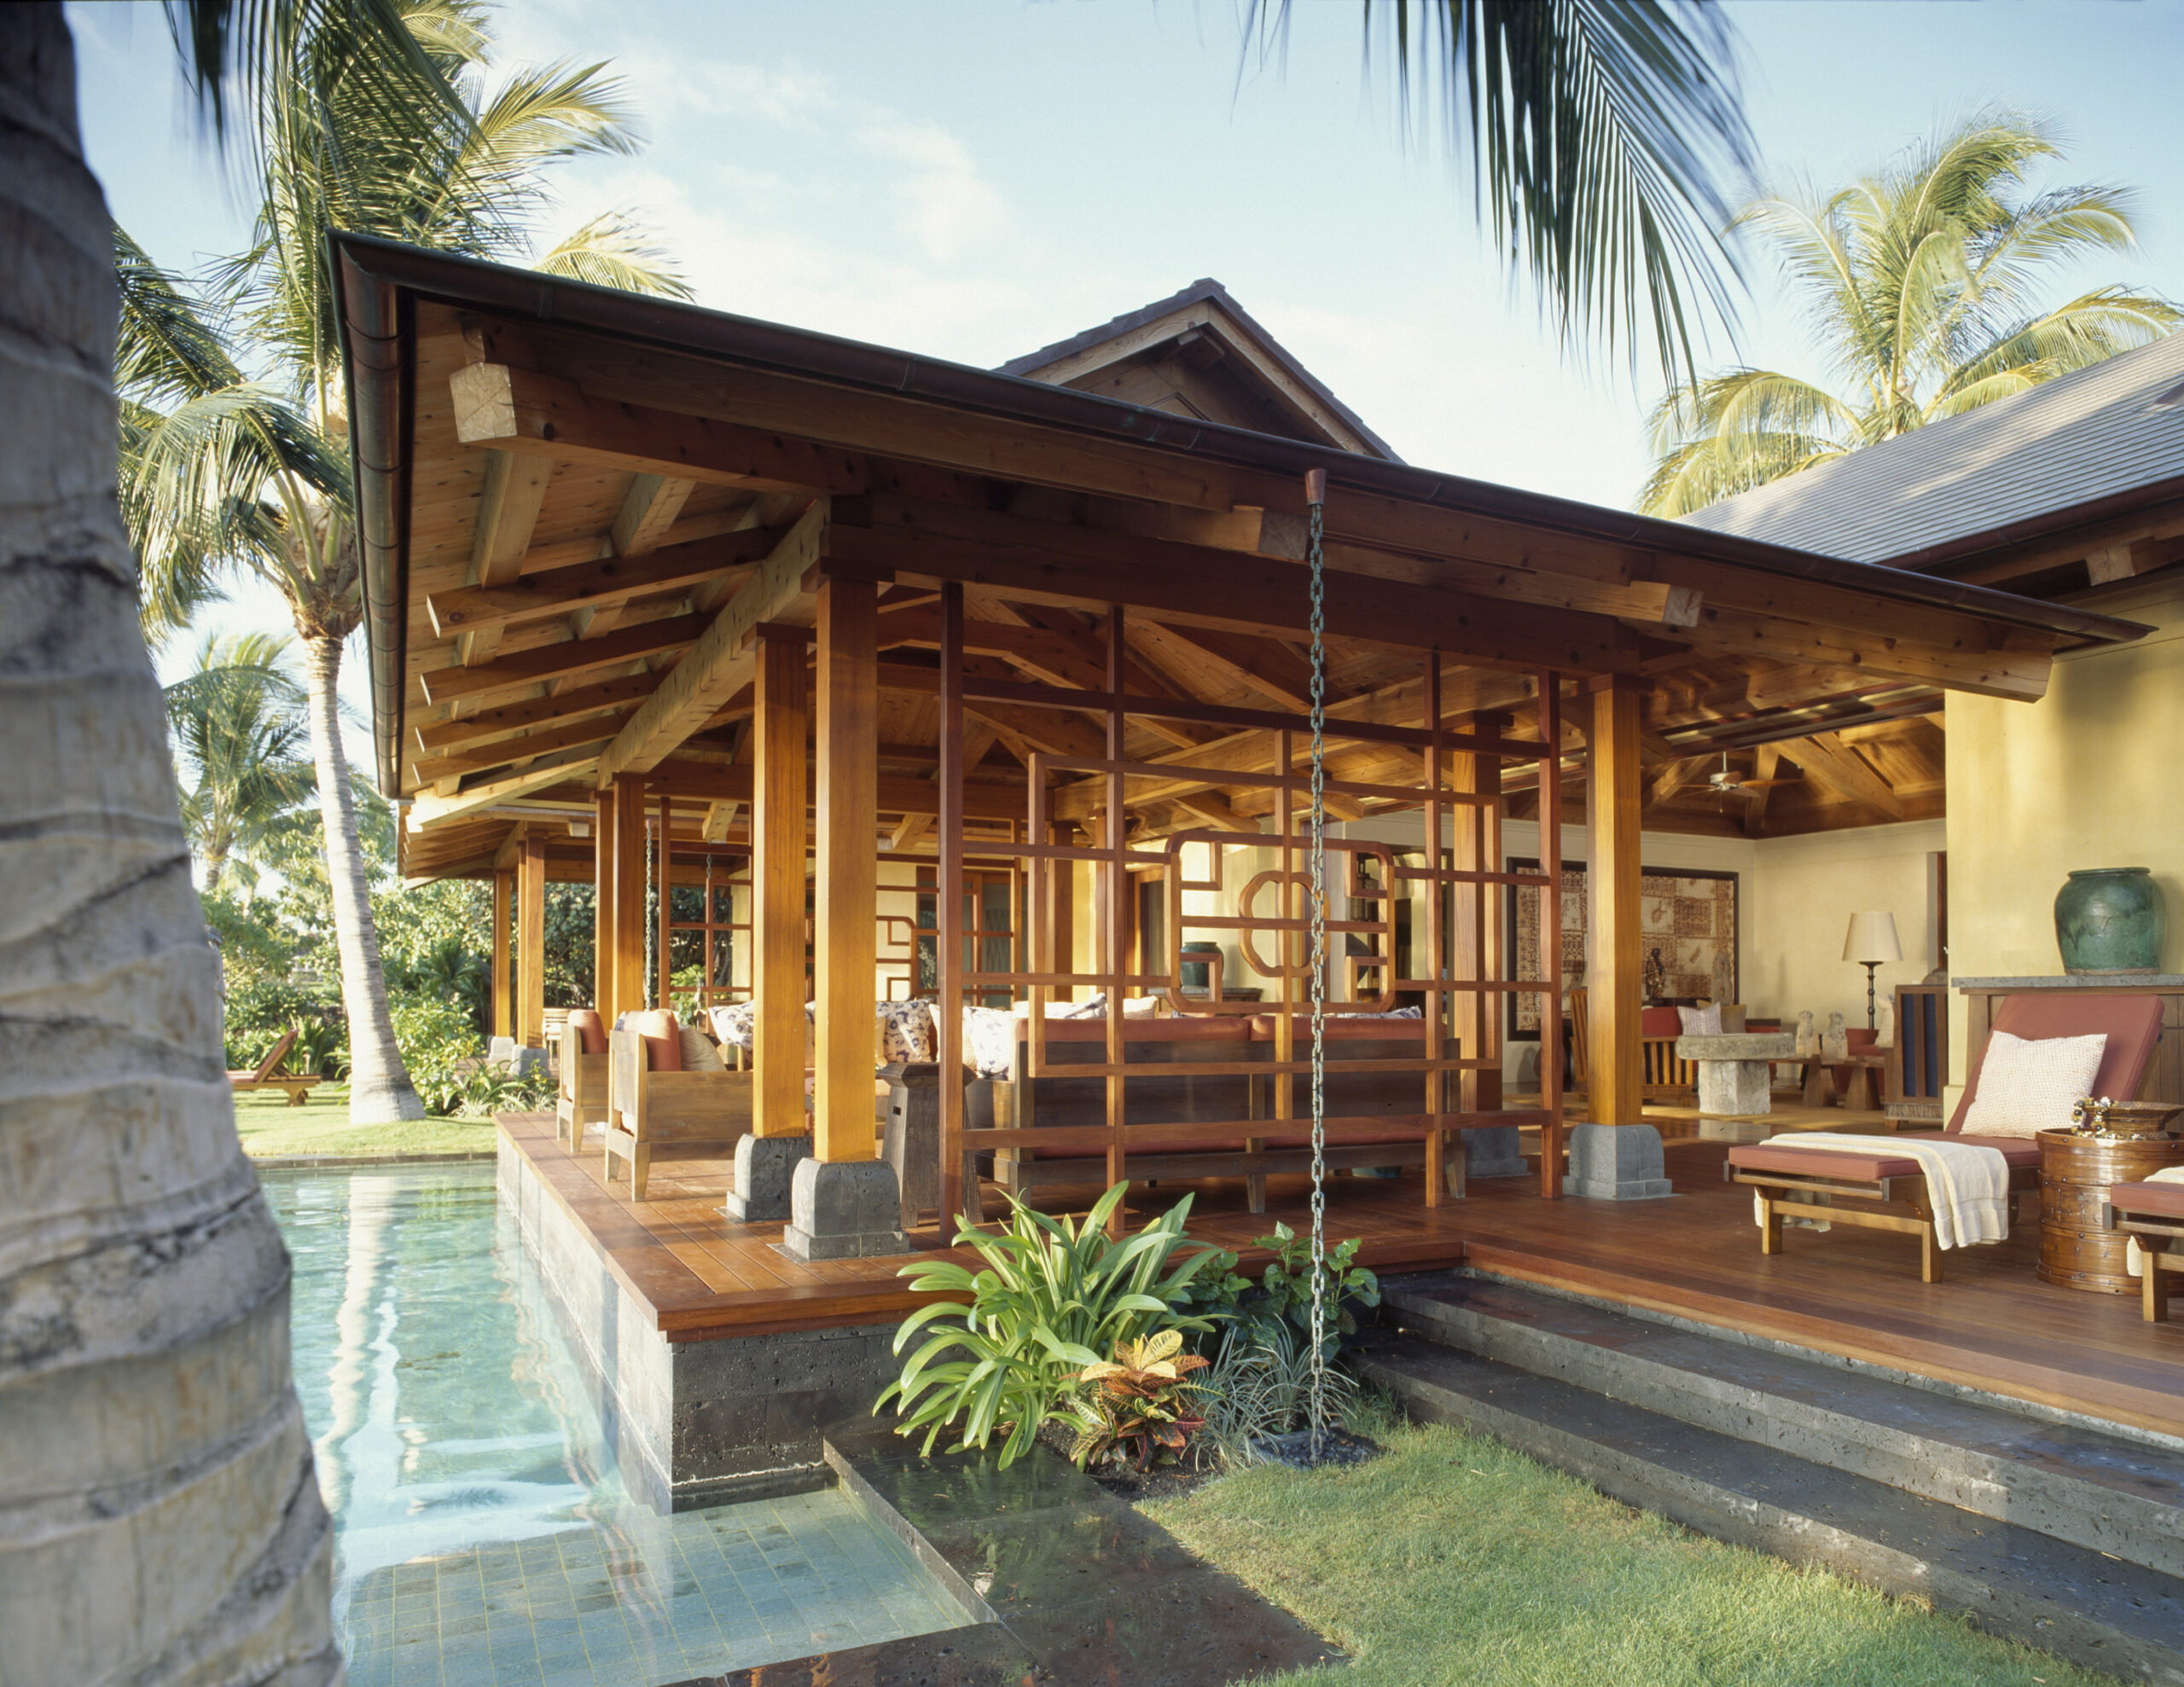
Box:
(656, 791), (674, 1012)
(1587, 675), (1646, 1130)
(752, 624), (810, 1139)
(491, 868), (514, 1041)
(1538, 672), (1564, 1199)
(592, 787), (614, 1013)
(518, 832), (546, 1047)
(814, 574), (879, 1165)
(1422, 655), (1447, 1205)
(611, 774), (648, 1019)
(1104, 606), (1128, 1232)
(938, 583), (967, 1222)
(1453, 713), (1508, 1113)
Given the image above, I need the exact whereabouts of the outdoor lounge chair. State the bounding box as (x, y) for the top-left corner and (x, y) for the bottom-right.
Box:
(227, 1028), (321, 1107)
(2107, 1178), (2184, 1322)
(556, 1008), (610, 1153)
(1727, 994), (2164, 1282)
(602, 1012), (752, 1202)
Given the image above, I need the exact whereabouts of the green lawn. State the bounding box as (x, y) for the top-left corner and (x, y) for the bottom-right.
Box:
(1144, 1407), (2111, 1687)
(230, 1085), (504, 1160)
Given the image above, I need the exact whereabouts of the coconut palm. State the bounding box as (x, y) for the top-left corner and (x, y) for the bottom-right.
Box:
(1640, 113), (2182, 516)
(120, 0), (689, 1126)
(1254, 0), (1757, 388)
(164, 630), (317, 892)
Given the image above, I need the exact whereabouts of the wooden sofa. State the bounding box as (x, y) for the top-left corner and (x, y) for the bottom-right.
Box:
(1727, 994), (2164, 1282)
(556, 1008), (611, 1153)
(979, 1012), (1465, 1210)
(227, 1028), (322, 1106)
(602, 1012), (752, 1201)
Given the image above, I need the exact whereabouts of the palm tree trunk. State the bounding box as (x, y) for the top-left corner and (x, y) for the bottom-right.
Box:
(299, 634), (423, 1123)
(0, 9), (340, 1683)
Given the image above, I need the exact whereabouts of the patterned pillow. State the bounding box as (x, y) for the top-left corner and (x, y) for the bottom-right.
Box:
(962, 1005), (1018, 1078)
(708, 1001), (758, 1051)
(1961, 1030), (2107, 1137)
(876, 999), (937, 1064)
(677, 1023), (727, 1072)
(1676, 1004), (1723, 1036)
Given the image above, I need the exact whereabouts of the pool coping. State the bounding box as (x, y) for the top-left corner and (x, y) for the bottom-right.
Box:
(250, 1150), (502, 1169)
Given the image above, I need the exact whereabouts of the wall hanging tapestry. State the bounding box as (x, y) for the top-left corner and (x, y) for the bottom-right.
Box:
(1507, 862), (1740, 1036)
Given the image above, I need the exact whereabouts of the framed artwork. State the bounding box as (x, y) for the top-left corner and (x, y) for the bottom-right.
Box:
(1506, 861), (1740, 1037)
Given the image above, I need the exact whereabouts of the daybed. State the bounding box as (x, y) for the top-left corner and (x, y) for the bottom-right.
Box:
(227, 1028), (321, 1107)
(1727, 994), (2164, 1282)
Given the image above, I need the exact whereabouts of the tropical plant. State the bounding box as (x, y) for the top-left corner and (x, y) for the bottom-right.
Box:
(1247, 1223), (1382, 1361)
(875, 1183), (1220, 1466)
(0, 3), (467, 1677)
(163, 629), (315, 890)
(1641, 113), (2182, 516)
(116, 0), (689, 1126)
(1250, 0), (1757, 389)
(1060, 1330), (1213, 1472)
(1199, 1321), (1363, 1469)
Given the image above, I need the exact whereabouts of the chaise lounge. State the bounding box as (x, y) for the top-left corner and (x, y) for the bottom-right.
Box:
(1727, 994), (2164, 1282)
(227, 1028), (322, 1107)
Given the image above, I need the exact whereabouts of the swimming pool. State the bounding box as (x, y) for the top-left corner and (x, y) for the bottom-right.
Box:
(264, 1165), (966, 1687)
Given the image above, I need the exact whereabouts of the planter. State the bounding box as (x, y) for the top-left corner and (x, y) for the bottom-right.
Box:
(2054, 868), (2165, 975)
(1180, 942), (1223, 994)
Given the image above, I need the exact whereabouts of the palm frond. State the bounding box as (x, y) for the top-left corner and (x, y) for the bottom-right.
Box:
(532, 212), (694, 299)
(113, 226), (243, 403)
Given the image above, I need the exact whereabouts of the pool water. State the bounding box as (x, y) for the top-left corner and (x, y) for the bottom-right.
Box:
(264, 1166), (967, 1687)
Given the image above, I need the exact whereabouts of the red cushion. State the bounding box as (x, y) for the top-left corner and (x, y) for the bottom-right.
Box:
(1728, 1132), (2042, 1182)
(2111, 1182), (2184, 1220)
(629, 1009), (682, 1072)
(1949, 994), (2165, 1132)
(1025, 1016), (1251, 1045)
(566, 1009), (607, 1056)
(1641, 1007), (1684, 1038)
(1248, 1015), (1431, 1042)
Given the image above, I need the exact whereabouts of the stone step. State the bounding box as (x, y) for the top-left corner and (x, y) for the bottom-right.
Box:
(1383, 1271), (2184, 1581)
(1358, 1337), (2184, 1685)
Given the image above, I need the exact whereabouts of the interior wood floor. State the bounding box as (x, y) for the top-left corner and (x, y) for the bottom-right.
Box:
(498, 1112), (2184, 1441)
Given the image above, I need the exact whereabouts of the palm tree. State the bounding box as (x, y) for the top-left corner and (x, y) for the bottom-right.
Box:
(1640, 113), (2181, 516)
(1255, 0), (1758, 389)
(165, 631), (317, 893)
(119, 0), (689, 1126)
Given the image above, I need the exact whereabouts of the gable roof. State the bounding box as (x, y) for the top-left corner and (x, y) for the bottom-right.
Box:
(1677, 332), (2184, 570)
(998, 277), (1403, 461)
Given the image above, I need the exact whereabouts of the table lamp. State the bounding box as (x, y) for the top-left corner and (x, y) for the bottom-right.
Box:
(1843, 912), (1903, 1031)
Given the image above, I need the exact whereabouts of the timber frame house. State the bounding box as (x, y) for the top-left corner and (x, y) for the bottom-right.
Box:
(334, 232), (2149, 1226)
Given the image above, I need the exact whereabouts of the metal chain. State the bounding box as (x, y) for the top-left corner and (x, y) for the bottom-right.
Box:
(1305, 482), (1329, 1464)
(644, 815), (657, 1011)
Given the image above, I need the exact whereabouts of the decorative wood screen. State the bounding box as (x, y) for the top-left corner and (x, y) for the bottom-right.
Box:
(928, 587), (1568, 1223)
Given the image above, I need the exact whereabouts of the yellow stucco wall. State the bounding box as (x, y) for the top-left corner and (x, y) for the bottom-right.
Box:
(1944, 577), (2184, 1089)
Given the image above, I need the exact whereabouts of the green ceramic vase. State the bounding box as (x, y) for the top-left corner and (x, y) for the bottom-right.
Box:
(2053, 867), (2165, 975)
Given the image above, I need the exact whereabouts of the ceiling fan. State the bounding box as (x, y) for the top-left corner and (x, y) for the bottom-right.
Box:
(1662, 752), (1801, 803)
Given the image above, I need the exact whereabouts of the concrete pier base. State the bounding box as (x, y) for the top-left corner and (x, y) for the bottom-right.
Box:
(781, 1158), (910, 1261)
(1562, 1122), (1673, 1200)
(724, 1133), (811, 1222)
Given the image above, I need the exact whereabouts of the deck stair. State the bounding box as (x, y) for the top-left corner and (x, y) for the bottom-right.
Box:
(1358, 1272), (2184, 1684)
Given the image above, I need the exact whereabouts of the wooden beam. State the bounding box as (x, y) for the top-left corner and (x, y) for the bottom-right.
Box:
(517, 831), (546, 1046)
(595, 503), (828, 782)
(491, 867), (513, 1041)
(702, 799), (741, 842)
(1130, 620), (1315, 712)
(1586, 676), (1646, 1131)
(1743, 745), (1781, 838)
(638, 761), (1027, 823)
(612, 472), (696, 558)
(459, 449), (554, 664)
(813, 576), (878, 1165)
(412, 674), (658, 755)
(1786, 731), (1903, 819)
(752, 627), (809, 1139)
(409, 754), (599, 828)
(420, 612), (706, 708)
(609, 774), (647, 1018)
(411, 708), (637, 783)
(426, 525), (785, 640)
(592, 786), (615, 1013)
(2086, 536), (2184, 586)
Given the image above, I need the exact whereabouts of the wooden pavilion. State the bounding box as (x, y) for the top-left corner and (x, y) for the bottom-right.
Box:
(333, 234), (2147, 1255)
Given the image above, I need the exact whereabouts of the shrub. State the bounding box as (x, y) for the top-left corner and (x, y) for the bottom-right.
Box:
(1060, 1330), (1211, 1471)
(875, 1182), (1220, 1466)
(389, 994), (489, 1116)
(1243, 1221), (1381, 1360)
(1198, 1320), (1361, 1468)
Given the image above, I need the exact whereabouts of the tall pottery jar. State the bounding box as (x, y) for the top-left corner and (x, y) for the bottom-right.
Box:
(2053, 867), (2165, 975)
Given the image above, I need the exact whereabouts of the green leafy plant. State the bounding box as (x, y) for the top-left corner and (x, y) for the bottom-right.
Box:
(1246, 1223), (1381, 1360)
(874, 1183), (1220, 1466)
(287, 1016), (347, 1080)
(1060, 1330), (1211, 1471)
(1166, 1244), (1249, 1354)
(387, 994), (488, 1116)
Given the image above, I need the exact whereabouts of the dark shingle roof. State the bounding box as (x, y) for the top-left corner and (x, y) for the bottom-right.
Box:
(1677, 333), (2184, 566)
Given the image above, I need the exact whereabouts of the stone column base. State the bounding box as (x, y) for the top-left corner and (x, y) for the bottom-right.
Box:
(1561, 1122), (1673, 1200)
(1460, 1125), (1530, 1179)
(724, 1133), (811, 1222)
(780, 1158), (909, 1261)
(1697, 1058), (1773, 1116)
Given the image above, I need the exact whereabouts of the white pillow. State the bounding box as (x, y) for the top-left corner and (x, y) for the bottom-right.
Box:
(1961, 1030), (2107, 1138)
(1676, 1004), (1722, 1036)
(1121, 995), (1165, 1018)
(677, 1022), (727, 1072)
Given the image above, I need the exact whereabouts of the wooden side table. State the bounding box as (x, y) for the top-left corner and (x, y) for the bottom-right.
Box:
(2036, 1128), (2184, 1292)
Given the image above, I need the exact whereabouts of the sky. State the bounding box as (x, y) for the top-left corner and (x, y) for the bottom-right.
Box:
(65, 0), (2184, 762)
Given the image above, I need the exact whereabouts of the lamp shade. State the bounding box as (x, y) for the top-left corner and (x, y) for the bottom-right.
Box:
(1843, 911), (1903, 965)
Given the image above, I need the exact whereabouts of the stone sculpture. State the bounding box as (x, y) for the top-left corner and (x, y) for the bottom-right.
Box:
(1821, 1012), (1849, 1061)
(1794, 1009), (1818, 1058)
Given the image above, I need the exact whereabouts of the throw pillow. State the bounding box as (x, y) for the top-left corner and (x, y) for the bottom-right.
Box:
(1120, 994), (1165, 1017)
(629, 1009), (682, 1072)
(1676, 1004), (1723, 1036)
(961, 1005), (1017, 1078)
(876, 999), (938, 1064)
(1960, 1029), (2108, 1137)
(677, 1023), (727, 1072)
(566, 1008), (607, 1055)
(708, 1001), (758, 1052)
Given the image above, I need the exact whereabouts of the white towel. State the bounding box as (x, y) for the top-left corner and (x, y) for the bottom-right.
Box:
(2124, 1166), (2184, 1277)
(1749, 1133), (2010, 1250)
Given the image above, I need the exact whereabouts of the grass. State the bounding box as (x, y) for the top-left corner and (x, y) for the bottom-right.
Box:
(1142, 1399), (2114, 1687)
(230, 1085), (504, 1160)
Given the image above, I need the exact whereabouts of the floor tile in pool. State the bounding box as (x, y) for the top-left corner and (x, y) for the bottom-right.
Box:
(264, 1166), (968, 1685)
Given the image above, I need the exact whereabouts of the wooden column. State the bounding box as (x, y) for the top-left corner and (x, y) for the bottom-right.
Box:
(1538, 672), (1565, 1199)
(937, 584), (967, 1221)
(752, 624), (810, 1139)
(813, 575), (878, 1164)
(610, 774), (648, 1019)
(491, 868), (514, 1041)
(1586, 675), (1647, 1129)
(1453, 713), (1508, 1112)
(517, 832), (546, 1046)
(592, 787), (615, 1012)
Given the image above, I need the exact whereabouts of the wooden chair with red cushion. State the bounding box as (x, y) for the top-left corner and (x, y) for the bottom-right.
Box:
(603, 1010), (752, 1201)
(1727, 994), (2164, 1282)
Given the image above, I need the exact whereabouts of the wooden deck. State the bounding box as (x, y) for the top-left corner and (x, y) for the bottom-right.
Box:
(498, 1113), (2184, 1442)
